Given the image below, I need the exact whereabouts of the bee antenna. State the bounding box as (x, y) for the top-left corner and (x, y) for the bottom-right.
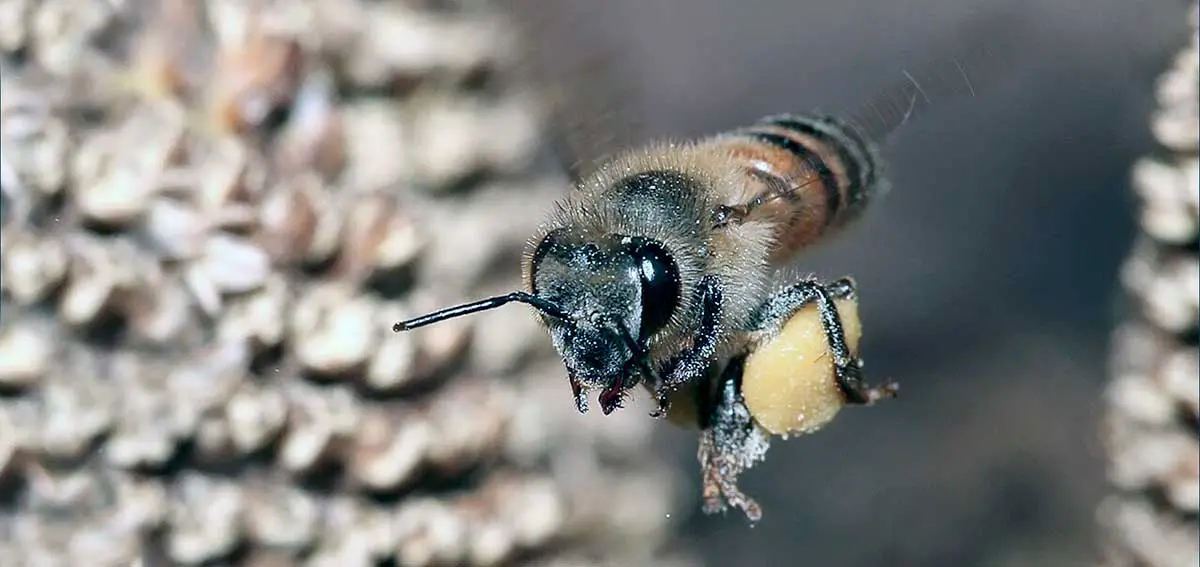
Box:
(392, 292), (569, 332)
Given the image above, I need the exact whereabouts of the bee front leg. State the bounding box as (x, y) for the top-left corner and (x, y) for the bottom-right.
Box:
(651, 276), (723, 416)
(752, 277), (898, 405)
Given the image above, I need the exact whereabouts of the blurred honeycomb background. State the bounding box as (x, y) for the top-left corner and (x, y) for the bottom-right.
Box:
(0, 0), (1196, 567)
(1098, 2), (1198, 566)
(0, 1), (696, 565)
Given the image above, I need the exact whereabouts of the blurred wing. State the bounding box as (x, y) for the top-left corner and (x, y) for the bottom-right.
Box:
(846, 12), (1017, 145)
(501, 0), (647, 182)
(728, 12), (1020, 217)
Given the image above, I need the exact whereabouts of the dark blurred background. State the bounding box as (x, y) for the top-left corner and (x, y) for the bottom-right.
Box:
(521, 0), (1192, 565)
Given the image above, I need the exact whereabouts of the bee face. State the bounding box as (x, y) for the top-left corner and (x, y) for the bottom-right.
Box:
(530, 227), (682, 413)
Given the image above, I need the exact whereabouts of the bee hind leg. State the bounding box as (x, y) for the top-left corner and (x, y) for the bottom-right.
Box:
(752, 277), (898, 405)
(697, 354), (769, 522)
(651, 276), (723, 416)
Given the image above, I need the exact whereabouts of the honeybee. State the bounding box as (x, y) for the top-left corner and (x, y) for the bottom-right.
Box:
(393, 49), (980, 519)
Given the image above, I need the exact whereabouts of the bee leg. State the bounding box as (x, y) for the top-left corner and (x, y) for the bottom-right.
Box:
(698, 354), (769, 522)
(653, 276), (724, 415)
(753, 277), (898, 405)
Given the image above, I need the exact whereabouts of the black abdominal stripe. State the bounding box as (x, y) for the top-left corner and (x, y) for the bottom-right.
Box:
(734, 113), (882, 224)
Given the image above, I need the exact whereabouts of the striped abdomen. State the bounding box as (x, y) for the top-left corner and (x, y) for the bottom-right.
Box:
(705, 113), (884, 263)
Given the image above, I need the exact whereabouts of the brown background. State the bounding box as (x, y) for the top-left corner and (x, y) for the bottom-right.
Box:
(520, 0), (1191, 565)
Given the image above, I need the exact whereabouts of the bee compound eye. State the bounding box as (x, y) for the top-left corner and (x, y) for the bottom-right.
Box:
(629, 239), (680, 339)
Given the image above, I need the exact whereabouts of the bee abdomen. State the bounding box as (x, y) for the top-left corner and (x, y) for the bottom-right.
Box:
(726, 113), (883, 230)
(764, 114), (881, 218)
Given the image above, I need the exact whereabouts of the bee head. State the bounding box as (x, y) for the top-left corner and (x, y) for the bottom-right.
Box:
(391, 228), (680, 416)
(527, 228), (680, 414)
